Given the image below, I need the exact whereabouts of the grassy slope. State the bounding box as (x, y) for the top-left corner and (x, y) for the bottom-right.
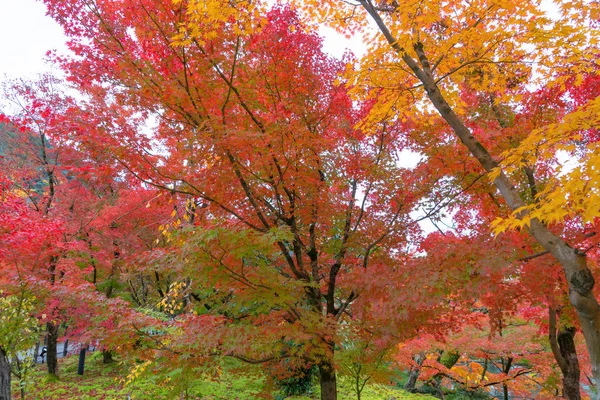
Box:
(14, 353), (434, 400)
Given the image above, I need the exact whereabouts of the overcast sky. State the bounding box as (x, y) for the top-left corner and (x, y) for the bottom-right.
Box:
(0, 0), (68, 79)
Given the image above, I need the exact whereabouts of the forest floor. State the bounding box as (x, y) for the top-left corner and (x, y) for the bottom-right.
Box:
(11, 352), (435, 399)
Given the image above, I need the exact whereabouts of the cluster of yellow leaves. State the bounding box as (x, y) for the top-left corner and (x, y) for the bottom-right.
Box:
(156, 199), (190, 244)
(298, 0), (596, 133)
(492, 96), (600, 232)
(158, 281), (189, 315)
(296, 0), (600, 238)
(171, 0), (267, 46)
(122, 359), (153, 389)
(450, 361), (490, 385)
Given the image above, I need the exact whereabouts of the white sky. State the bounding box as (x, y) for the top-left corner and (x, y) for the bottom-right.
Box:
(0, 0), (68, 79)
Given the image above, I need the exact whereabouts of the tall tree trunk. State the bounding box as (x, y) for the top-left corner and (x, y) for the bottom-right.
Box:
(319, 360), (337, 400)
(501, 357), (513, 400)
(550, 307), (581, 399)
(46, 322), (59, 376)
(359, 5), (600, 396)
(0, 348), (10, 400)
(46, 256), (59, 377)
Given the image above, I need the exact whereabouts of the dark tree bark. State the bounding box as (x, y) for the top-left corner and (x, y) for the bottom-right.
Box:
(77, 347), (86, 375)
(46, 255), (59, 377)
(319, 360), (337, 400)
(550, 307), (581, 399)
(46, 321), (59, 376)
(0, 348), (10, 400)
(559, 328), (581, 399)
(358, 4), (600, 396)
(501, 357), (513, 400)
(102, 350), (114, 364)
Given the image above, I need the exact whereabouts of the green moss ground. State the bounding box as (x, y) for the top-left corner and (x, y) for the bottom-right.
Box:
(13, 353), (434, 400)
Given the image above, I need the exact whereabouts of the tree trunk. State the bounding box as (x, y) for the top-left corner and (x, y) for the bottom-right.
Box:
(501, 357), (513, 400)
(77, 347), (86, 375)
(0, 347), (11, 400)
(405, 353), (424, 391)
(558, 328), (581, 399)
(550, 307), (582, 399)
(34, 342), (40, 364)
(360, 5), (600, 396)
(102, 350), (114, 364)
(319, 361), (337, 400)
(46, 322), (59, 376)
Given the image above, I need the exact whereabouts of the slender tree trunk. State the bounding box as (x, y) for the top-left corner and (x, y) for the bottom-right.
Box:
(46, 255), (59, 377)
(46, 322), (59, 376)
(550, 307), (581, 399)
(0, 347), (11, 400)
(14, 356), (24, 400)
(358, 5), (600, 396)
(77, 347), (86, 375)
(319, 360), (337, 400)
(34, 342), (40, 364)
(501, 357), (513, 400)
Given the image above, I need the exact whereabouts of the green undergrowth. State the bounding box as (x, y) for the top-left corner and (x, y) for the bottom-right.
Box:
(13, 353), (434, 399)
(287, 377), (436, 400)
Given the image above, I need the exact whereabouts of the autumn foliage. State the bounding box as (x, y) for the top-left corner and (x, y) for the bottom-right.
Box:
(0, 0), (599, 399)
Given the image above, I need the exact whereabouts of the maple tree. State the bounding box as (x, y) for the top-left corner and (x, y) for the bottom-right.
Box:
(336, 328), (395, 400)
(0, 167), (50, 400)
(35, 2), (477, 398)
(288, 0), (600, 397)
(0, 75), (171, 400)
(397, 326), (549, 398)
(396, 224), (592, 399)
(0, 103), (72, 380)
